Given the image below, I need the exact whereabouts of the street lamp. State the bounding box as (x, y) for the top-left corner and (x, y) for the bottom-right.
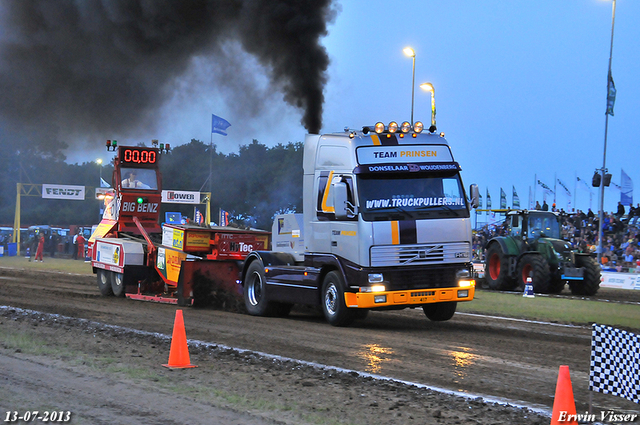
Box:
(597, 0), (617, 263)
(420, 82), (436, 132)
(403, 47), (416, 124)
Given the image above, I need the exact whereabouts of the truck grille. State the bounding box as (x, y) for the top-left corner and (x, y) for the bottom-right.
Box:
(370, 243), (470, 267)
(385, 267), (458, 290)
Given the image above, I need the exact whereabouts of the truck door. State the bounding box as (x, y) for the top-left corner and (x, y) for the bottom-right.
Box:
(328, 175), (359, 263)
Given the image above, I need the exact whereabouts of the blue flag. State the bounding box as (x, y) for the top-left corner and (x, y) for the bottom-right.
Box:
(212, 114), (231, 136)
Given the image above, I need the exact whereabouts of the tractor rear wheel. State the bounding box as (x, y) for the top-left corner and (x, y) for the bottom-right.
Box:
(484, 243), (515, 290)
(516, 254), (551, 293)
(569, 257), (600, 296)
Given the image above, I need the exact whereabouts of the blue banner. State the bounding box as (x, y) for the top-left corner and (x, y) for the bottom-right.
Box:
(621, 169), (633, 206)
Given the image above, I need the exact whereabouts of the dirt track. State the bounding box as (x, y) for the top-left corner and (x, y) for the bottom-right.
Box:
(0, 266), (638, 424)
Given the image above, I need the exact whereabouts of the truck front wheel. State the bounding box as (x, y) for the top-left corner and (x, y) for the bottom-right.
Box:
(97, 269), (113, 296)
(423, 302), (457, 321)
(321, 271), (356, 327)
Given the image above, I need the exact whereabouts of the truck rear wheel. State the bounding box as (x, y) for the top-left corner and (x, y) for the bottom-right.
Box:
(423, 302), (457, 321)
(243, 260), (276, 316)
(111, 272), (125, 297)
(516, 254), (551, 293)
(97, 269), (113, 296)
(485, 243), (515, 290)
(321, 271), (356, 327)
(570, 257), (600, 296)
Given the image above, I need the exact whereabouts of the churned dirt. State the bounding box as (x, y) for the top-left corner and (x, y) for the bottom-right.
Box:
(0, 265), (638, 424)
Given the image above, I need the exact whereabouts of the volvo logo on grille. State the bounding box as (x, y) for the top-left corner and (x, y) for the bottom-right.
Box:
(419, 250), (427, 259)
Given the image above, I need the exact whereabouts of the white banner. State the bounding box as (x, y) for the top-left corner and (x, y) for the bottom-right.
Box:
(600, 272), (640, 290)
(161, 190), (200, 204)
(42, 184), (85, 200)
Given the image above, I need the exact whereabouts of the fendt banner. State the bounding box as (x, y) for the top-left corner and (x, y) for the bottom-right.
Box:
(41, 184), (85, 200)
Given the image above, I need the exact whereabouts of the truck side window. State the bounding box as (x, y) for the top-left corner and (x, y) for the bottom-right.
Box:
(316, 173), (356, 221)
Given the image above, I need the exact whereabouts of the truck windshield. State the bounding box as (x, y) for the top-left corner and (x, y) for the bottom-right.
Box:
(357, 172), (469, 221)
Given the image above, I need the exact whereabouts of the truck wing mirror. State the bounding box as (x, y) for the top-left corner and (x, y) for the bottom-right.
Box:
(469, 184), (480, 209)
(332, 182), (351, 220)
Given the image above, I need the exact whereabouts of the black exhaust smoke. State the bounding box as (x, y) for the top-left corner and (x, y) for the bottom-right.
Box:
(0, 0), (336, 139)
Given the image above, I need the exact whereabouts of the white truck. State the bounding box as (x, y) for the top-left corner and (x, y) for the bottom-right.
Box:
(241, 121), (480, 326)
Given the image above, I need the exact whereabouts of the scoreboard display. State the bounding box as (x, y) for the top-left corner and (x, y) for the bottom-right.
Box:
(119, 147), (158, 165)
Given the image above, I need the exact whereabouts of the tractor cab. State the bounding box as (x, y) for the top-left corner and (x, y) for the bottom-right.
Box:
(506, 210), (561, 241)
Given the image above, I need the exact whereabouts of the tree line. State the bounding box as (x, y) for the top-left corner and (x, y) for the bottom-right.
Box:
(0, 139), (303, 231)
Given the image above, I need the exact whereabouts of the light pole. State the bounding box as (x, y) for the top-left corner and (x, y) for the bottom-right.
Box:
(403, 47), (416, 124)
(597, 0), (617, 263)
(420, 82), (436, 131)
(96, 158), (104, 219)
(96, 158), (103, 186)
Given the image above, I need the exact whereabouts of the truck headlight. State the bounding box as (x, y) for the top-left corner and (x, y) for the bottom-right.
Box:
(360, 285), (386, 293)
(457, 269), (474, 288)
(458, 280), (474, 288)
(457, 290), (469, 298)
(457, 269), (471, 278)
(368, 273), (384, 283)
(374, 295), (387, 303)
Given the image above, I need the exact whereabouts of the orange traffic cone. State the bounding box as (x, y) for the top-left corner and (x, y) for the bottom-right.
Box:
(550, 365), (577, 425)
(162, 310), (197, 369)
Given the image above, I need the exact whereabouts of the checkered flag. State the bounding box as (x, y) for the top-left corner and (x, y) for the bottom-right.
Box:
(590, 324), (640, 404)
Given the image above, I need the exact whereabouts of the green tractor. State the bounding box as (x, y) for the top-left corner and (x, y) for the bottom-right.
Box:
(484, 210), (600, 295)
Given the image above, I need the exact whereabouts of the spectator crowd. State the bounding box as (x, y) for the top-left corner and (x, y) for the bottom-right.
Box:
(473, 202), (640, 272)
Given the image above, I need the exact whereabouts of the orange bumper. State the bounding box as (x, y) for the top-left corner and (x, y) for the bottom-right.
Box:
(344, 282), (475, 309)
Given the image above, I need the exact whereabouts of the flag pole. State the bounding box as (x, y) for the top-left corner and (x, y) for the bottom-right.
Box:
(209, 130), (213, 225)
(598, 0), (617, 263)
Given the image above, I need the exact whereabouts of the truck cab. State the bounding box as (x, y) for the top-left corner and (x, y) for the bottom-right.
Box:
(242, 122), (479, 326)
